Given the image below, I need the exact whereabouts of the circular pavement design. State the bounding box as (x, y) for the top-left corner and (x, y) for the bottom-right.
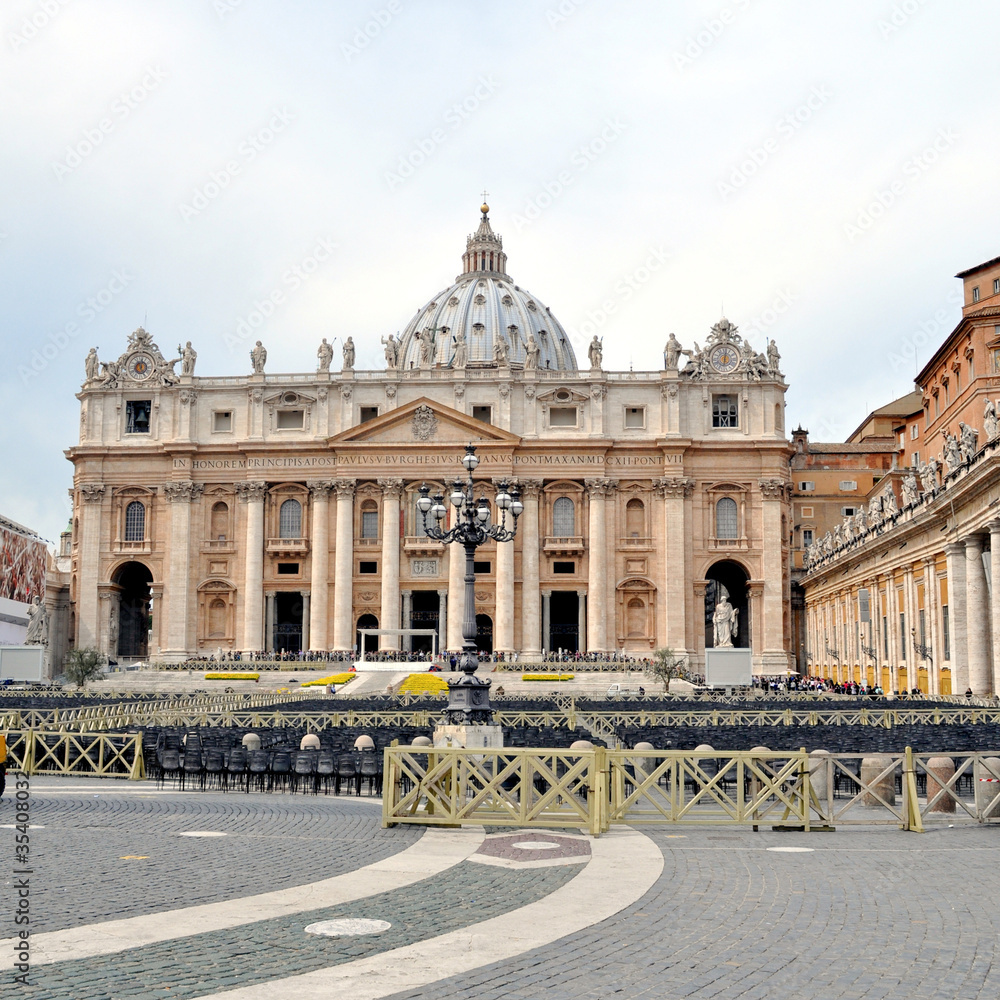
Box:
(304, 918), (392, 937)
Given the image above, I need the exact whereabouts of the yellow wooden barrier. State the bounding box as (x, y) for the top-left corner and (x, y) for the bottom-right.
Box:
(0, 731), (144, 780)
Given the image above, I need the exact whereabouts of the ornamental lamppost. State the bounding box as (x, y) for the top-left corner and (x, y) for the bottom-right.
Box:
(416, 444), (522, 725)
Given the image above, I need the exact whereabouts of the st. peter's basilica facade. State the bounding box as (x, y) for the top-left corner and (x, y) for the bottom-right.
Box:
(67, 204), (792, 671)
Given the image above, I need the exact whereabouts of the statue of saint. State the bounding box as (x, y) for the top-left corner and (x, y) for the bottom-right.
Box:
(524, 331), (540, 371)
(493, 332), (509, 365)
(883, 488), (899, 518)
(417, 328), (436, 367)
(317, 338), (333, 372)
(959, 421), (979, 463)
(178, 341), (197, 376)
(920, 458), (939, 494)
(381, 334), (399, 369)
(588, 335), (603, 369)
(663, 333), (681, 370)
(943, 431), (962, 473)
(250, 340), (267, 374)
(452, 329), (468, 369)
(985, 398), (1000, 442)
(901, 470), (920, 506)
(766, 339), (782, 376)
(342, 336), (355, 369)
(84, 347), (99, 382)
(25, 597), (49, 646)
(712, 590), (738, 648)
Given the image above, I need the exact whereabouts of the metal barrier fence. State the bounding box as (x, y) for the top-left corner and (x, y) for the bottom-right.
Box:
(2, 731), (145, 780)
(382, 746), (1000, 834)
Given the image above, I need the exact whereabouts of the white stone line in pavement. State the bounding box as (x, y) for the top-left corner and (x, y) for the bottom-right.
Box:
(193, 826), (664, 1000)
(1, 827), (484, 966)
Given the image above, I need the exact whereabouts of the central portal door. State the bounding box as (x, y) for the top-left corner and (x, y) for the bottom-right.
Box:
(549, 591), (579, 653)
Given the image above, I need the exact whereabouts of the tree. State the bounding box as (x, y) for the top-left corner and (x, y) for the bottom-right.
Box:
(63, 647), (105, 689)
(646, 647), (688, 694)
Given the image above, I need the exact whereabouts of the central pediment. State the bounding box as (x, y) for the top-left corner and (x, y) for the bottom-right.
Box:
(330, 397), (521, 447)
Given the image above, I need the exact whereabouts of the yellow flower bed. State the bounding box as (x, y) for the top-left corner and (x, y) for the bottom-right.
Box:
(521, 673), (575, 681)
(397, 673), (449, 695)
(301, 673), (356, 688)
(204, 672), (260, 681)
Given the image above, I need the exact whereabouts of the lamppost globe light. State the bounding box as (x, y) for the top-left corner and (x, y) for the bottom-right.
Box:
(476, 499), (490, 523)
(495, 484), (512, 510)
(462, 445), (479, 472)
(450, 480), (465, 507)
(416, 484), (433, 514)
(432, 496), (447, 520)
(510, 495), (524, 518)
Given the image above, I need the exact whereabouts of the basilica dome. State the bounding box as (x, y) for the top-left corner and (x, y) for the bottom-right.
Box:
(396, 205), (578, 373)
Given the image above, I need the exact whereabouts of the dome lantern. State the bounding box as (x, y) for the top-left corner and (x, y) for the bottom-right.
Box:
(461, 202), (508, 279)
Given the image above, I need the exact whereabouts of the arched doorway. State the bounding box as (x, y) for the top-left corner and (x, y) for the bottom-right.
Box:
(113, 562), (153, 658)
(356, 613), (378, 654)
(476, 614), (493, 654)
(705, 560), (750, 650)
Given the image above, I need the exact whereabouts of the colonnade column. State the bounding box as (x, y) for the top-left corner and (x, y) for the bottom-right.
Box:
(307, 481), (332, 651)
(585, 479), (608, 652)
(493, 477), (515, 653)
(903, 566), (917, 690)
(991, 520), (1000, 695)
(887, 580), (900, 693)
(758, 478), (790, 669)
(519, 481), (542, 656)
(924, 559), (941, 696)
(238, 481), (266, 651)
(944, 542), (968, 694)
(378, 479), (403, 651)
(77, 485), (106, 649)
(447, 507), (465, 651)
(658, 477), (692, 654)
(965, 534), (991, 696)
(164, 481), (200, 655)
(331, 479), (356, 651)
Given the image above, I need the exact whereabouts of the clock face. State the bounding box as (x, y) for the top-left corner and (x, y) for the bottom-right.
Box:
(710, 345), (740, 374)
(128, 353), (155, 380)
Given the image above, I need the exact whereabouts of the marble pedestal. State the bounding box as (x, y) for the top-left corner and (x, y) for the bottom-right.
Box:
(432, 724), (504, 749)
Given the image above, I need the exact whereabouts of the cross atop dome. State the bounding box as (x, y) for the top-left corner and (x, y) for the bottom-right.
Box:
(462, 198), (508, 279)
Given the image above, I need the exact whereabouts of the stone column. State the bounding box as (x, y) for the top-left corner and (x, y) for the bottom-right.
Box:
(77, 484), (106, 649)
(903, 565), (916, 691)
(301, 591), (310, 651)
(966, 534), (992, 696)
(886, 582), (900, 693)
(658, 477), (693, 654)
(578, 592), (587, 653)
(238, 481), (267, 651)
(307, 481), (332, 651)
(541, 590), (551, 654)
(437, 589), (448, 654)
(924, 558), (941, 696)
(944, 542), (968, 693)
(493, 478), (516, 653)
(163, 482), (201, 655)
(331, 479), (356, 651)
(758, 479), (790, 669)
(378, 478), (403, 651)
(264, 591), (275, 651)
(519, 481), (542, 656)
(585, 479), (614, 652)
(991, 520), (1000, 695)
(447, 533), (465, 651)
(401, 590), (412, 651)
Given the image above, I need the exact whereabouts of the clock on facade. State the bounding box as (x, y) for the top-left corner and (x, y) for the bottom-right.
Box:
(127, 353), (155, 380)
(710, 345), (740, 374)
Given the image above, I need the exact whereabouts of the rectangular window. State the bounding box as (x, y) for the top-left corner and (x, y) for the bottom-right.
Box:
(712, 395), (738, 428)
(912, 451), (919, 467)
(361, 510), (379, 539)
(802, 529), (813, 546)
(276, 409), (304, 429)
(841, 507), (855, 517)
(798, 481), (815, 492)
(800, 506), (814, 517)
(472, 405), (492, 424)
(553, 561), (576, 574)
(839, 480), (857, 491)
(973, 286), (980, 303)
(911, 424), (919, 439)
(125, 400), (151, 434)
(473, 560), (491, 574)
(360, 406), (379, 423)
(359, 561), (378, 574)
(943, 604), (950, 660)
(969, 357), (975, 380)
(624, 406), (645, 429)
(276, 563), (299, 575)
(900, 611), (906, 660)
(994, 279), (999, 294)
(213, 411), (233, 432)
(549, 406), (577, 427)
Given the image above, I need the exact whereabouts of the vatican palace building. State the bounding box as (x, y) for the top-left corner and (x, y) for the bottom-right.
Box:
(66, 204), (793, 671)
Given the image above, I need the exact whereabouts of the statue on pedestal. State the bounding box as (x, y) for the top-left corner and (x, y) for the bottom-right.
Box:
(452, 329), (468, 369)
(663, 333), (682, 370)
(25, 597), (49, 646)
(984, 398), (999, 442)
(920, 457), (939, 494)
(712, 589), (738, 648)
(178, 341), (197, 376)
(524, 332), (539, 371)
(250, 340), (267, 374)
(342, 336), (355, 370)
(588, 335), (603, 369)
(493, 332), (509, 365)
(84, 348), (99, 382)
(959, 421), (979, 463)
(902, 471), (920, 506)
(317, 338), (333, 372)
(381, 334), (399, 370)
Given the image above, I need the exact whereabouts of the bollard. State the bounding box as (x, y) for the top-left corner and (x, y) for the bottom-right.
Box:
(633, 741), (656, 781)
(975, 756), (1000, 818)
(861, 754), (896, 808)
(808, 749), (831, 814)
(925, 756), (956, 813)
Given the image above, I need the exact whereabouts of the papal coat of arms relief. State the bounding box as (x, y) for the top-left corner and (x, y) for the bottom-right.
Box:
(412, 404), (438, 441)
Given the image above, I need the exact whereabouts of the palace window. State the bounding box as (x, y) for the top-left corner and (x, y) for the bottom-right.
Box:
(472, 405), (493, 424)
(125, 400), (151, 434)
(360, 406), (379, 423)
(973, 286), (980, 303)
(802, 529), (813, 546)
(361, 500), (379, 539)
(712, 395), (738, 428)
(715, 497), (738, 539)
(841, 506), (855, 517)
(549, 406), (578, 427)
(839, 481), (857, 491)
(124, 501), (145, 541)
(624, 406), (645, 429)
(276, 409), (304, 429)
(553, 561), (575, 573)
(213, 411), (232, 432)
(994, 279), (999, 294)
(359, 561), (378, 574)
(279, 498), (302, 538)
(553, 497), (575, 535)
(474, 561), (491, 574)
(277, 563), (299, 575)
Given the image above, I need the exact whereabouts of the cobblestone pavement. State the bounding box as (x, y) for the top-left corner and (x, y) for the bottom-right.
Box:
(6, 778), (1000, 1000)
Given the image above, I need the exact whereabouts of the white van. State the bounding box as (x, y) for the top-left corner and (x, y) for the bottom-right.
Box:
(606, 682), (645, 700)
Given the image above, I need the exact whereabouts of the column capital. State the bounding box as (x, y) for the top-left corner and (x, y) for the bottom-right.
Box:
(988, 518), (1000, 534)
(585, 478), (618, 498)
(332, 479), (357, 499)
(80, 483), (106, 504)
(163, 480), (203, 503)
(944, 541), (966, 556)
(758, 478), (791, 500)
(307, 480), (334, 500)
(377, 477), (405, 499)
(654, 476), (694, 499)
(236, 481), (267, 503)
(965, 534), (986, 553)
(518, 478), (543, 499)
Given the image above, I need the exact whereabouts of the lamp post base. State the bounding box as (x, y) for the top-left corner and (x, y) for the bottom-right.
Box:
(444, 671), (493, 725)
(433, 723), (504, 749)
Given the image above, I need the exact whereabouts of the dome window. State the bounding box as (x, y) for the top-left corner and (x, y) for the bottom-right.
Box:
(474, 294), (486, 306)
(448, 297), (459, 307)
(527, 301), (537, 311)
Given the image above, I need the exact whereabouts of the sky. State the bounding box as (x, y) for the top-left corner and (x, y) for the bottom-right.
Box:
(2, 0), (998, 546)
